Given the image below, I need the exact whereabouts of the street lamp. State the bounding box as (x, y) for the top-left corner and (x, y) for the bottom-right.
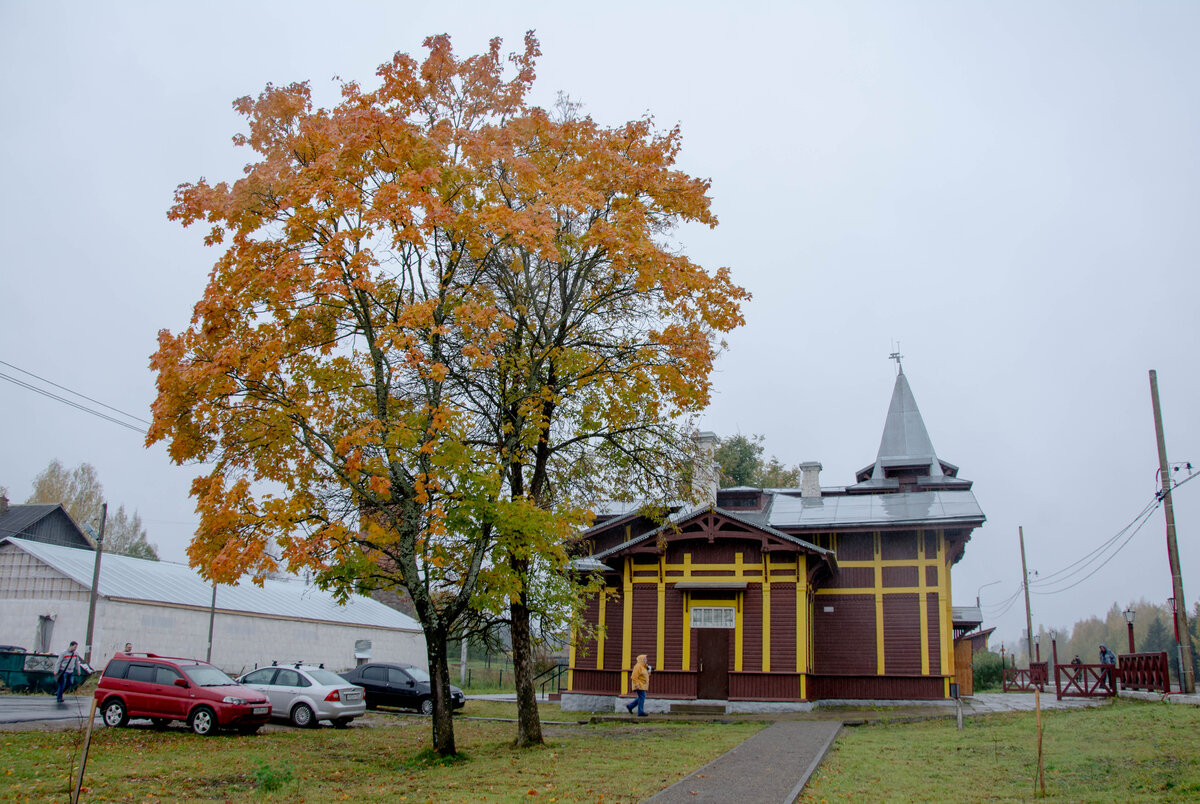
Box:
(1123, 608), (1136, 653)
(975, 580), (1002, 607)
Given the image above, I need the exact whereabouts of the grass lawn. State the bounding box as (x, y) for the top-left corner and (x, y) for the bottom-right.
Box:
(0, 701), (762, 803)
(799, 699), (1200, 803)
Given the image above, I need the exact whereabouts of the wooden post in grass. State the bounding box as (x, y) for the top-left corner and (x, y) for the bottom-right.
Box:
(1034, 687), (1046, 797)
(71, 695), (99, 804)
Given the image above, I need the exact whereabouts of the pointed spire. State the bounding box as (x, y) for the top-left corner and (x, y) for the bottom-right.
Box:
(870, 371), (943, 480)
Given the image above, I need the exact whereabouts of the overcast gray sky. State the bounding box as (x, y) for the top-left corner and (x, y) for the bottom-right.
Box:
(2, 1), (1198, 651)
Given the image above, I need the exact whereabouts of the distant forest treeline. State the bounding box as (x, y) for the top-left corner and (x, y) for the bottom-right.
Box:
(1002, 598), (1200, 682)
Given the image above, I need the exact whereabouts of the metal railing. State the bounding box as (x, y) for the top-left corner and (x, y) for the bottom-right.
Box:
(533, 661), (569, 697)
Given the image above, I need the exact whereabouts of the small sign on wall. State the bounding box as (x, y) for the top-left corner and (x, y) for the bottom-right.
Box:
(823, 606), (834, 613)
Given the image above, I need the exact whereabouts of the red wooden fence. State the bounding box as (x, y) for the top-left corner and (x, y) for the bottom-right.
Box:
(1002, 661), (1048, 692)
(1054, 664), (1116, 700)
(1118, 651), (1170, 693)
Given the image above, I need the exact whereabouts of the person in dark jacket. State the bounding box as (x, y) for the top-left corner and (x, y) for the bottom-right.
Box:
(54, 641), (82, 703)
(1099, 644), (1117, 690)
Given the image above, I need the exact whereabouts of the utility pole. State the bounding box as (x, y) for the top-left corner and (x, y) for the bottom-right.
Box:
(206, 582), (218, 663)
(1149, 370), (1195, 693)
(83, 503), (107, 666)
(1020, 526), (1035, 666)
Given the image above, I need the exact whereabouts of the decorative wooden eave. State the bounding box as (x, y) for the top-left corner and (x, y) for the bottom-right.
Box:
(590, 506), (836, 579)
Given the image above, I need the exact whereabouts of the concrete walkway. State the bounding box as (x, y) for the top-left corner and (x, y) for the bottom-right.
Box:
(645, 720), (841, 804)
(637, 693), (1107, 803)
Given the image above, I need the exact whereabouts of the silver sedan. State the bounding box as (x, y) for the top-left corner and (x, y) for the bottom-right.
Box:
(237, 665), (365, 728)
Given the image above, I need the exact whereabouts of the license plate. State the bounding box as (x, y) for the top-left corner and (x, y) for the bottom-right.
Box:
(253, 707), (269, 715)
(344, 691), (361, 701)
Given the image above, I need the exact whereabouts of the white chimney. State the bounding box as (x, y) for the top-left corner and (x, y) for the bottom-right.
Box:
(693, 431), (719, 505)
(799, 462), (822, 498)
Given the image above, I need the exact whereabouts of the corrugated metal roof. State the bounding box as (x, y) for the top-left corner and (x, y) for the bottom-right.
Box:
(3, 537), (420, 632)
(768, 490), (985, 530)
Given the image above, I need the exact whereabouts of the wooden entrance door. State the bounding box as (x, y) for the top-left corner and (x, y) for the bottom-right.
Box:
(696, 629), (730, 700)
(954, 640), (974, 696)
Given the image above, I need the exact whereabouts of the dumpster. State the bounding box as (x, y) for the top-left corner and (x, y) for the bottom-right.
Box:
(0, 649), (89, 693)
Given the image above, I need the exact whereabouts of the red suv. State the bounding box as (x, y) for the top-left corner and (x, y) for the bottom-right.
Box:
(94, 653), (272, 735)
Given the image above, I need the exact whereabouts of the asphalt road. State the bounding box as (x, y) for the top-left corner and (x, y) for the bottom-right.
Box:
(0, 694), (99, 729)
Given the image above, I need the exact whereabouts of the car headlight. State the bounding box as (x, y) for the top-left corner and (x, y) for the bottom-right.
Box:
(222, 696), (247, 705)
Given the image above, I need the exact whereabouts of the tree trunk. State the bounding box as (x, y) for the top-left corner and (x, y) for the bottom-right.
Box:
(509, 588), (543, 747)
(425, 629), (457, 756)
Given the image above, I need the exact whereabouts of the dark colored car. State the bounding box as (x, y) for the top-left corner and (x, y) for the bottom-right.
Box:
(94, 653), (272, 735)
(339, 662), (465, 714)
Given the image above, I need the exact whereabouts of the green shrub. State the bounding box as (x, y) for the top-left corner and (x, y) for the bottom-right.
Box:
(973, 650), (1003, 690)
(253, 761), (294, 793)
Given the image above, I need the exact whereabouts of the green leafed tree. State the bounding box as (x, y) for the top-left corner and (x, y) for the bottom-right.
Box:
(713, 434), (800, 488)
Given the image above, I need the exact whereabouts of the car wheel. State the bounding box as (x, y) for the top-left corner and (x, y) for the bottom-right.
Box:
(101, 699), (128, 728)
(189, 706), (218, 736)
(290, 703), (316, 728)
(419, 697), (434, 716)
(365, 700), (377, 711)
(332, 717), (353, 729)
(150, 717), (171, 729)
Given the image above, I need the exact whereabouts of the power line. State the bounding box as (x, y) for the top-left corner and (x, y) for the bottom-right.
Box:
(0, 359), (152, 425)
(0, 360), (149, 435)
(0, 372), (147, 435)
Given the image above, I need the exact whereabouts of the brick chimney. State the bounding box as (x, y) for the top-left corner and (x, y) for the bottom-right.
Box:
(799, 462), (822, 498)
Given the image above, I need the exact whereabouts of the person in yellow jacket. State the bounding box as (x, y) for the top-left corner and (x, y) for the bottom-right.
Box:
(625, 654), (651, 716)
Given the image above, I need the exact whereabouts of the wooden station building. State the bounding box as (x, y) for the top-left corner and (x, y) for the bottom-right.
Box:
(563, 368), (986, 710)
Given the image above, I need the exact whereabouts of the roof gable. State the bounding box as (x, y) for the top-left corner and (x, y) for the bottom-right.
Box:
(0, 504), (94, 549)
(591, 505), (833, 562)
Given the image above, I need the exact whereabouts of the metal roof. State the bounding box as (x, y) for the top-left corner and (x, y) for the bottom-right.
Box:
(768, 490), (985, 531)
(856, 370), (949, 483)
(2, 537), (420, 632)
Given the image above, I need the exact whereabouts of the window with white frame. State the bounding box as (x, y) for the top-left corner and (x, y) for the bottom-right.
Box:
(690, 606), (736, 629)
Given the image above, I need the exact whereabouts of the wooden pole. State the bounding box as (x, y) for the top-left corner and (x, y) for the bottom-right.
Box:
(83, 503), (107, 666)
(1149, 370), (1195, 693)
(70, 695), (100, 804)
(1020, 526), (1035, 665)
(1034, 686), (1046, 797)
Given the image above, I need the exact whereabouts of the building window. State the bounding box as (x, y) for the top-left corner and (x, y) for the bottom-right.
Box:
(690, 607), (736, 629)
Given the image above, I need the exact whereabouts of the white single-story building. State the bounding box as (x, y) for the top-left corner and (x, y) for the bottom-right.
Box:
(0, 536), (426, 675)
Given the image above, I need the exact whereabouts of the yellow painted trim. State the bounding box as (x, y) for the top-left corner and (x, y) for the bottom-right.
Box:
(568, 624), (576, 691)
(801, 674), (807, 700)
(875, 532), (885, 675)
(796, 555), (806, 674)
(597, 589), (606, 670)
(762, 558), (772, 672)
(940, 531), (953, 681)
(656, 557), (666, 668)
(735, 555), (744, 672)
(622, 556), (632, 695)
(837, 558), (942, 568)
(681, 590), (691, 671)
(918, 530), (930, 676)
(815, 586), (930, 595)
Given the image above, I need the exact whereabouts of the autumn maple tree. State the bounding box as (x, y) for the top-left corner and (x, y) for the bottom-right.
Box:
(149, 33), (746, 756)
